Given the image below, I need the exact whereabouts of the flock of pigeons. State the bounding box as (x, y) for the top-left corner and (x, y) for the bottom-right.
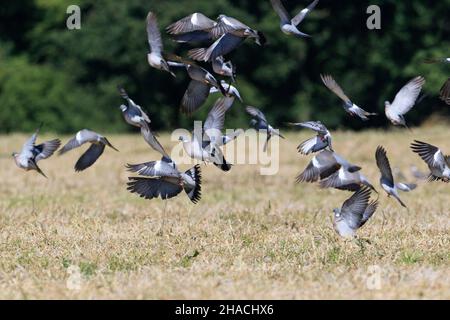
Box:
(11, 1), (450, 238)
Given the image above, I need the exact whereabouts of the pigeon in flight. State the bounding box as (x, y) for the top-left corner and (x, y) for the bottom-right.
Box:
(375, 146), (411, 208)
(270, 0), (319, 38)
(146, 12), (176, 77)
(117, 86), (151, 129)
(319, 166), (377, 193)
(167, 57), (226, 115)
(212, 56), (236, 82)
(333, 187), (378, 238)
(410, 140), (450, 182)
(179, 98), (232, 171)
(127, 158), (202, 203)
(166, 12), (216, 44)
(320, 74), (378, 120)
(246, 106), (285, 152)
(188, 16), (266, 62)
(439, 78), (450, 105)
(117, 86), (170, 159)
(59, 129), (118, 172)
(12, 126), (61, 178)
(385, 76), (425, 129)
(296, 150), (360, 183)
(287, 121), (332, 155)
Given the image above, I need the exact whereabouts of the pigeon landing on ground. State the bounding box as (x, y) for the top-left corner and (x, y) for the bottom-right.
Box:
(270, 0), (319, 38)
(146, 11), (176, 77)
(385, 76), (425, 129)
(12, 126), (61, 178)
(59, 129), (118, 172)
(375, 146), (410, 208)
(246, 106), (285, 152)
(127, 158), (201, 203)
(179, 98), (232, 171)
(333, 187), (378, 238)
(410, 140), (450, 182)
(287, 121), (332, 155)
(320, 74), (378, 120)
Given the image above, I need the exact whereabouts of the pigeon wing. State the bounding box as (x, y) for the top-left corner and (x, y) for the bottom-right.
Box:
(291, 0), (319, 26)
(180, 80), (211, 114)
(74, 143), (105, 171)
(127, 177), (183, 200)
(375, 146), (394, 185)
(389, 76), (425, 115)
(320, 74), (351, 103)
(166, 13), (216, 34)
(270, 0), (291, 25)
(34, 139), (61, 162)
(341, 187), (372, 229)
(146, 11), (163, 54)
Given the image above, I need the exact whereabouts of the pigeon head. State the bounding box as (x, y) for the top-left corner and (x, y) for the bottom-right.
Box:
(333, 208), (341, 218)
(384, 101), (390, 108)
(178, 135), (190, 143)
(119, 104), (127, 112)
(249, 119), (258, 127)
(11, 152), (18, 158)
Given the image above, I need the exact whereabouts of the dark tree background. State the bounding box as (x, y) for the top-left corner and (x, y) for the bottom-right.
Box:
(0, 0), (449, 133)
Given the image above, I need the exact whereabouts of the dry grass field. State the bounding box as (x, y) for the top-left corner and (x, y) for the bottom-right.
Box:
(0, 126), (449, 299)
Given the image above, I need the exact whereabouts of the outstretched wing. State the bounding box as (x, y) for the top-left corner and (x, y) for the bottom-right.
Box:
(74, 143), (105, 171)
(58, 136), (82, 155)
(245, 106), (267, 123)
(147, 11), (163, 54)
(390, 76), (425, 115)
(270, 0), (291, 25)
(320, 74), (351, 103)
(141, 126), (170, 159)
(34, 139), (61, 162)
(291, 0), (319, 26)
(439, 78), (450, 105)
(127, 177), (183, 200)
(341, 187), (372, 229)
(180, 80), (211, 114)
(375, 146), (394, 185)
(410, 140), (444, 168)
(166, 13), (216, 34)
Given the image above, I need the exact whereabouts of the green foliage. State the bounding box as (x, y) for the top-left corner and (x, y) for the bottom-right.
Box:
(0, 0), (449, 133)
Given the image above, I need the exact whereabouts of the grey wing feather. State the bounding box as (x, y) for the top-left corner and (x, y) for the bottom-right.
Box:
(396, 182), (417, 192)
(439, 78), (450, 105)
(74, 143), (105, 171)
(35, 139), (61, 162)
(410, 140), (441, 168)
(180, 80), (211, 114)
(375, 146), (394, 185)
(127, 177), (183, 200)
(166, 13), (216, 34)
(21, 129), (40, 154)
(390, 76), (425, 115)
(126, 161), (180, 178)
(147, 11), (163, 54)
(320, 74), (351, 103)
(341, 187), (372, 229)
(270, 0), (291, 25)
(291, 0), (319, 26)
(295, 121), (327, 135)
(140, 126), (170, 159)
(205, 33), (245, 61)
(360, 200), (378, 227)
(245, 106), (267, 123)
(58, 136), (82, 155)
(204, 98), (226, 131)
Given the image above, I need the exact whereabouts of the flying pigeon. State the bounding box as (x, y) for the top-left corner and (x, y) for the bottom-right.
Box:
(439, 78), (450, 105)
(270, 0), (319, 38)
(166, 57), (226, 115)
(212, 56), (236, 82)
(188, 15), (266, 62)
(117, 86), (170, 159)
(410, 140), (450, 182)
(117, 86), (151, 128)
(146, 11), (176, 77)
(12, 126), (61, 178)
(246, 106), (285, 152)
(166, 12), (216, 44)
(320, 74), (378, 120)
(296, 150), (360, 183)
(287, 121), (332, 155)
(127, 158), (201, 203)
(179, 98), (232, 171)
(375, 146), (411, 208)
(319, 166), (377, 192)
(59, 129), (118, 172)
(385, 76), (425, 129)
(333, 187), (378, 238)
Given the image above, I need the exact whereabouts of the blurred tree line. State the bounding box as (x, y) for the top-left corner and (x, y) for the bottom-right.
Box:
(0, 0), (449, 133)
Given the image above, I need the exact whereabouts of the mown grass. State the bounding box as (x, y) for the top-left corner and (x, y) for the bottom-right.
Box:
(0, 126), (448, 299)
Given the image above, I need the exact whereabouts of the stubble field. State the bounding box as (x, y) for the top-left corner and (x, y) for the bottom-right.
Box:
(0, 126), (448, 299)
